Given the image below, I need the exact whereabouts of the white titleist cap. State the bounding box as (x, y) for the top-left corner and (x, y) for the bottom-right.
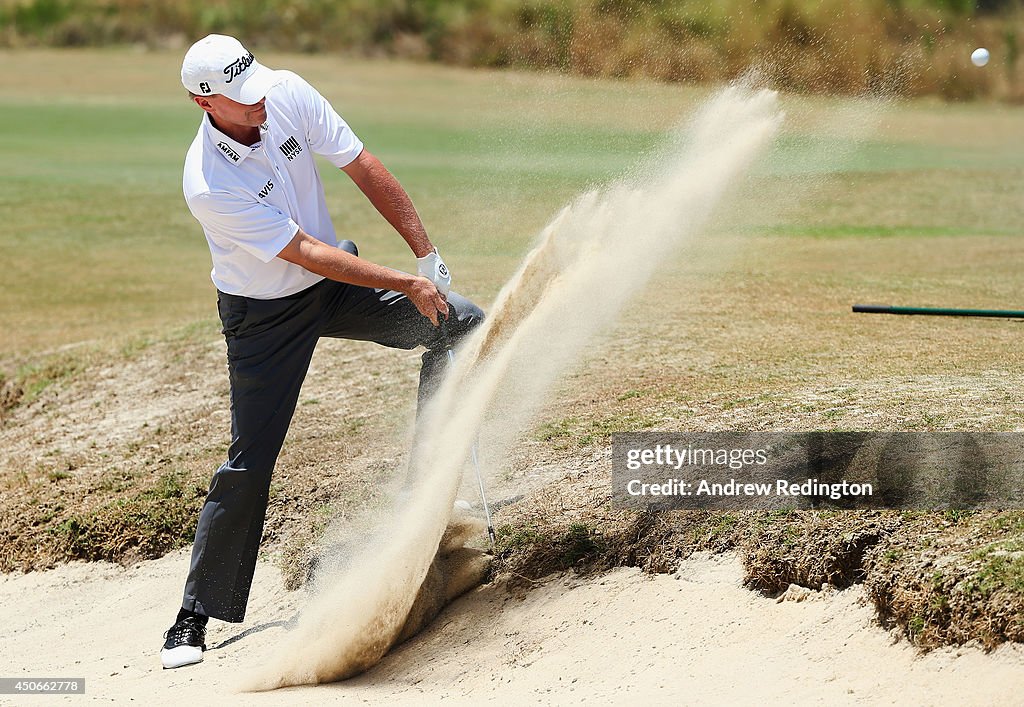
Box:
(181, 34), (278, 104)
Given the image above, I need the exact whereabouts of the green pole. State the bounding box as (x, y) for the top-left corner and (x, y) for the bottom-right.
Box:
(853, 304), (1024, 319)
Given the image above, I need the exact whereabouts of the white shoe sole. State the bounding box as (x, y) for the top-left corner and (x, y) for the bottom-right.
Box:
(161, 645), (204, 669)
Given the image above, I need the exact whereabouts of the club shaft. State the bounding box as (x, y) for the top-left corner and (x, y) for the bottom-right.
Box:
(853, 304), (1024, 319)
(445, 346), (496, 549)
(471, 443), (496, 548)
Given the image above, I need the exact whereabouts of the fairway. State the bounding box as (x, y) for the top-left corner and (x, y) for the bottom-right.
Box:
(2, 49), (1022, 358)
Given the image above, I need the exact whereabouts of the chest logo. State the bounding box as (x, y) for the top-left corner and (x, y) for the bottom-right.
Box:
(216, 141), (241, 163)
(258, 180), (274, 199)
(279, 136), (303, 162)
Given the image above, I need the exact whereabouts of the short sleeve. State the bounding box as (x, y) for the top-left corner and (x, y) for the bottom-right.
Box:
(289, 73), (364, 168)
(188, 191), (299, 263)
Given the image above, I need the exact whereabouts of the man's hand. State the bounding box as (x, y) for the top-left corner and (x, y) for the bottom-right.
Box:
(406, 277), (449, 327)
(416, 248), (451, 297)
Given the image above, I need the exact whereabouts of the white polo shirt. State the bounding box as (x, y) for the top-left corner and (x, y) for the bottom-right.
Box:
(183, 70), (364, 298)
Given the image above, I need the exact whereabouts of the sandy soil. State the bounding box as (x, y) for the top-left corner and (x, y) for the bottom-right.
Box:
(2, 550), (1021, 706)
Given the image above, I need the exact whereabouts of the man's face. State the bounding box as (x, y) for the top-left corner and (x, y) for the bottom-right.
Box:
(195, 94), (267, 128)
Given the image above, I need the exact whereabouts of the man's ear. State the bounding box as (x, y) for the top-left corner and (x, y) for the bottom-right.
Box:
(193, 95), (215, 113)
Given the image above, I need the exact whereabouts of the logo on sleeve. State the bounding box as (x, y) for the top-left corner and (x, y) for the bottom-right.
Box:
(216, 141), (242, 163)
(279, 136), (303, 162)
(258, 180), (274, 199)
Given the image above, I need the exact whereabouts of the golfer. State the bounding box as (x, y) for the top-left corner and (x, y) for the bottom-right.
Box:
(161, 34), (484, 669)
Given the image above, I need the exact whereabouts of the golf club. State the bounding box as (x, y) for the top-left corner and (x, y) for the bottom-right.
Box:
(853, 304), (1024, 319)
(440, 317), (497, 550)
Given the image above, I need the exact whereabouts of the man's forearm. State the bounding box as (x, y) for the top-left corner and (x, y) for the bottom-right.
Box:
(278, 229), (417, 292)
(342, 150), (434, 257)
(276, 228), (449, 325)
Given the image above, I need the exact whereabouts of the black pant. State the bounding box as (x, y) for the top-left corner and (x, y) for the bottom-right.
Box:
(181, 268), (484, 622)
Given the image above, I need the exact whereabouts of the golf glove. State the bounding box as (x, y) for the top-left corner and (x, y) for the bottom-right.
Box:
(417, 247), (451, 297)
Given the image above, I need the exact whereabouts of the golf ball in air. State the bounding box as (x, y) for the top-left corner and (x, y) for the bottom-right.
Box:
(971, 47), (990, 67)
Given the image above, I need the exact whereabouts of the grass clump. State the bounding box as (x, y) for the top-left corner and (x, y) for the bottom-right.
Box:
(0, 349), (93, 420)
(494, 521), (606, 584)
(54, 471), (205, 564)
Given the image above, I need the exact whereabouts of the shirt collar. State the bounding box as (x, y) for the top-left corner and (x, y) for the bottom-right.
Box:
(204, 114), (259, 166)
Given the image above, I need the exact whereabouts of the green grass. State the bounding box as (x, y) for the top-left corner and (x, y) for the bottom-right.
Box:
(3, 50), (1021, 360)
(763, 135), (1024, 176)
(0, 99), (211, 353)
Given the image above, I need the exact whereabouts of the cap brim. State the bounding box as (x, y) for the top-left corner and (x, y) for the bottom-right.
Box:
(226, 63), (280, 104)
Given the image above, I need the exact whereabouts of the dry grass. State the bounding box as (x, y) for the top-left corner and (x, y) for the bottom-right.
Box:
(0, 323), (422, 572)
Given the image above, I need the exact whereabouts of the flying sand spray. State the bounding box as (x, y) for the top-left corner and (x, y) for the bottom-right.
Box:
(244, 83), (786, 690)
(440, 318), (495, 549)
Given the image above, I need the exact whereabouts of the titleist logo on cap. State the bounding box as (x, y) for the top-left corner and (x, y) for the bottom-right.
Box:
(224, 52), (255, 83)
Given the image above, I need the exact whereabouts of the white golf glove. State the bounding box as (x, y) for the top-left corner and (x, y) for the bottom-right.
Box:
(416, 247), (451, 297)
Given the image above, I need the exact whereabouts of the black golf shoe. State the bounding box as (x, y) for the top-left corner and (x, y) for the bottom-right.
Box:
(160, 614), (207, 669)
